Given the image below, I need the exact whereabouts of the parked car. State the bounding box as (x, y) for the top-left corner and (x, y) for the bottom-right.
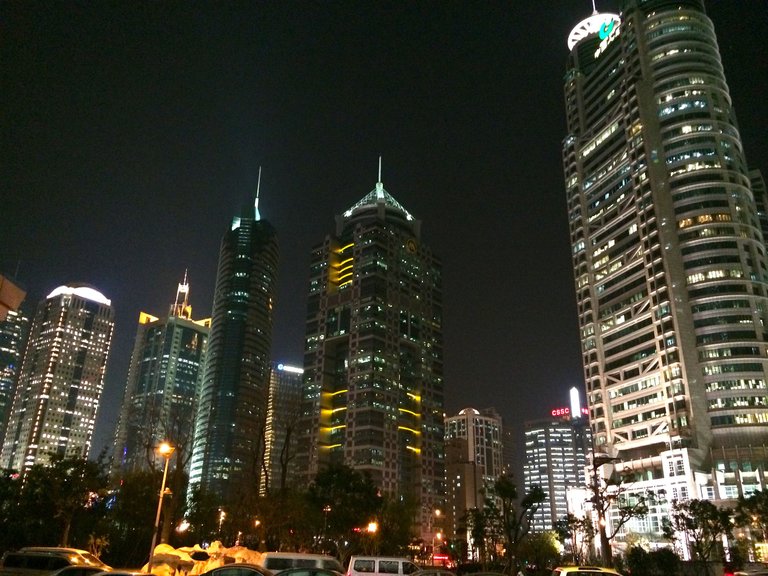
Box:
(346, 557), (420, 576)
(278, 568), (344, 576)
(199, 564), (274, 576)
(0, 548), (110, 576)
(261, 554), (343, 575)
(551, 568), (623, 576)
(412, 569), (455, 576)
(50, 566), (110, 576)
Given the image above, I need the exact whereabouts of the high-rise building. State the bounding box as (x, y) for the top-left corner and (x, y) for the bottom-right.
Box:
(297, 167), (444, 540)
(262, 362), (304, 495)
(188, 193), (278, 507)
(523, 390), (590, 533)
(0, 285), (114, 471)
(564, 0), (768, 550)
(0, 308), (29, 449)
(112, 275), (209, 478)
(445, 408), (505, 548)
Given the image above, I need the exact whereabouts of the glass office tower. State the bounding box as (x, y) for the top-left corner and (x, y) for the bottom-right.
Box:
(297, 170), (444, 540)
(564, 0), (768, 548)
(189, 196), (278, 507)
(112, 275), (209, 478)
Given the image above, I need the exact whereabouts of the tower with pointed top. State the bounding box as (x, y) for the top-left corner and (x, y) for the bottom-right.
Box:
(188, 193), (279, 510)
(296, 167), (444, 540)
(112, 275), (210, 479)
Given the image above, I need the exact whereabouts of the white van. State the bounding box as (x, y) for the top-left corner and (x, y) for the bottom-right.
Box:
(260, 553), (343, 574)
(346, 557), (419, 576)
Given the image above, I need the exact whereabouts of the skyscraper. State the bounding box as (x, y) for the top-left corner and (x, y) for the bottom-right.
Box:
(0, 308), (29, 449)
(188, 193), (278, 508)
(445, 408), (505, 548)
(0, 284), (114, 471)
(523, 400), (590, 533)
(564, 0), (768, 549)
(262, 361), (304, 495)
(297, 167), (444, 540)
(112, 275), (209, 478)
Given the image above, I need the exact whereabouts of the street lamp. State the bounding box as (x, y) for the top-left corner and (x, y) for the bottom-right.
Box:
(148, 441), (175, 571)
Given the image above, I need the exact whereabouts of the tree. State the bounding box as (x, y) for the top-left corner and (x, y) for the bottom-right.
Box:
(104, 469), (162, 567)
(516, 531), (560, 572)
(22, 455), (109, 547)
(590, 473), (653, 566)
(307, 464), (382, 563)
(735, 489), (768, 542)
(492, 475), (546, 574)
(554, 513), (595, 566)
(662, 499), (732, 576)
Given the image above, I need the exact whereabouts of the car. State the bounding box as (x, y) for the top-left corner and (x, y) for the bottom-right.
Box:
(50, 567), (110, 576)
(346, 557), (420, 576)
(0, 548), (110, 576)
(278, 569), (344, 576)
(200, 564), (275, 576)
(735, 568), (768, 576)
(413, 570), (455, 576)
(261, 553), (343, 575)
(551, 568), (624, 576)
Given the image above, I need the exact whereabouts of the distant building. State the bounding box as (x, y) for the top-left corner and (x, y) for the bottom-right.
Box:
(445, 408), (505, 548)
(523, 390), (590, 532)
(0, 285), (114, 471)
(296, 166), (444, 540)
(188, 192), (279, 508)
(0, 308), (29, 449)
(262, 362), (304, 494)
(112, 274), (209, 478)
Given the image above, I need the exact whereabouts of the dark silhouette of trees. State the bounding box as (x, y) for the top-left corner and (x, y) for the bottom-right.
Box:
(663, 499), (732, 576)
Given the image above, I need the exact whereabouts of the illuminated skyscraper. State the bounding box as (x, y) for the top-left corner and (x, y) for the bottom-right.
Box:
(188, 192), (278, 506)
(523, 390), (590, 533)
(112, 275), (209, 478)
(262, 361), (304, 494)
(0, 308), (29, 449)
(297, 166), (444, 540)
(0, 285), (114, 471)
(445, 408), (504, 546)
(564, 0), (768, 547)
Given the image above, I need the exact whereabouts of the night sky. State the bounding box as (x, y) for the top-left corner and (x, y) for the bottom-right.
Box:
(2, 1), (767, 475)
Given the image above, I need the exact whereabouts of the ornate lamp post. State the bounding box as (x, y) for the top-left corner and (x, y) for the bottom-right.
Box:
(148, 441), (175, 571)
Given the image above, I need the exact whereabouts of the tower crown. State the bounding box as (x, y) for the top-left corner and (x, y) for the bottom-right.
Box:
(567, 12), (620, 51)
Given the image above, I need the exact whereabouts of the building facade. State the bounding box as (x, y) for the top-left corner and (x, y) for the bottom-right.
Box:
(0, 285), (114, 471)
(112, 275), (209, 478)
(523, 413), (589, 533)
(0, 308), (29, 449)
(445, 408), (505, 548)
(188, 196), (279, 507)
(262, 362), (304, 495)
(564, 0), (768, 551)
(296, 170), (444, 540)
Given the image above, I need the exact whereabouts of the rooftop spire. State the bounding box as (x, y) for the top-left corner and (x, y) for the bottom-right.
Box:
(171, 270), (191, 319)
(376, 155), (384, 199)
(254, 166), (262, 221)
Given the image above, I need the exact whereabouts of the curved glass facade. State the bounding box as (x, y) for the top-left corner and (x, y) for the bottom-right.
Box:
(188, 206), (279, 504)
(564, 0), (768, 479)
